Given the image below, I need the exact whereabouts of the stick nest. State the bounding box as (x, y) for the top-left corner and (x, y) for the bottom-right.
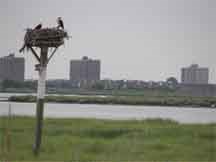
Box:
(22, 28), (69, 50)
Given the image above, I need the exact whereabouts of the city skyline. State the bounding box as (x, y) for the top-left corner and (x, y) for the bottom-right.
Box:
(1, 53), (212, 85)
(0, 0), (215, 83)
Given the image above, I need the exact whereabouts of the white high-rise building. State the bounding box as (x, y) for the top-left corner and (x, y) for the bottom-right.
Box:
(0, 54), (25, 82)
(181, 64), (209, 84)
(70, 56), (100, 87)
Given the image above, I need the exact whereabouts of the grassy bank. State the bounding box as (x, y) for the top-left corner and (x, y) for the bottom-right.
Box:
(1, 88), (176, 96)
(9, 95), (216, 107)
(0, 117), (215, 161)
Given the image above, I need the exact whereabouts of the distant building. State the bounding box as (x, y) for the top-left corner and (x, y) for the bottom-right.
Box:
(0, 53), (25, 82)
(181, 64), (209, 84)
(70, 56), (100, 87)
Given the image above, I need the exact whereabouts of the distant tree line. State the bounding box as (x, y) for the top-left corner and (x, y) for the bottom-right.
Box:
(0, 80), (37, 91)
(0, 77), (179, 92)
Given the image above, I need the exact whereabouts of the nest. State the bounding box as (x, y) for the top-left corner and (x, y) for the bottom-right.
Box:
(20, 28), (69, 52)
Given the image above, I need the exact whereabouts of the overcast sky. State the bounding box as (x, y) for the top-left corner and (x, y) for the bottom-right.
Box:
(0, 0), (215, 83)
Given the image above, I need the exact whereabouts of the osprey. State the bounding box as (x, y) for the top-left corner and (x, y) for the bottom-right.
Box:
(57, 17), (64, 29)
(34, 23), (42, 30)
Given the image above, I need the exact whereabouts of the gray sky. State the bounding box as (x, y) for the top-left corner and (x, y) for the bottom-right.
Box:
(0, 0), (215, 83)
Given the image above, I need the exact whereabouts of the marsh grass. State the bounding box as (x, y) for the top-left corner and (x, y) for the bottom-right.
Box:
(9, 95), (216, 107)
(0, 117), (215, 161)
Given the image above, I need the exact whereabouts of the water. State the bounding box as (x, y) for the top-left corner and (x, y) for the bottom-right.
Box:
(0, 101), (215, 124)
(0, 92), (107, 100)
(0, 92), (35, 99)
(0, 92), (216, 124)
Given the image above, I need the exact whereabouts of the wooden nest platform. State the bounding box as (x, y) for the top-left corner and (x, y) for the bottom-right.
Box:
(24, 28), (68, 48)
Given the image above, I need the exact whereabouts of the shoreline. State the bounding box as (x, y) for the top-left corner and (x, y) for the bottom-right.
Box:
(7, 95), (216, 108)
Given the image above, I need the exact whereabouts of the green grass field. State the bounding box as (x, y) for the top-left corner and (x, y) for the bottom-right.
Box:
(0, 117), (215, 161)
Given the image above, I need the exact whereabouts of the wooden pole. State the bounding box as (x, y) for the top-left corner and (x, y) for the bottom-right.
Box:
(33, 47), (48, 155)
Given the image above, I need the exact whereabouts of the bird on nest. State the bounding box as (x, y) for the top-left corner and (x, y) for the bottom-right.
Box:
(34, 22), (42, 30)
(57, 17), (64, 29)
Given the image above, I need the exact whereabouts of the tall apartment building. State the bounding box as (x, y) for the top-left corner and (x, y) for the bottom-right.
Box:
(0, 54), (25, 82)
(70, 56), (100, 87)
(181, 64), (209, 84)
